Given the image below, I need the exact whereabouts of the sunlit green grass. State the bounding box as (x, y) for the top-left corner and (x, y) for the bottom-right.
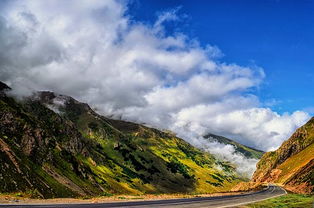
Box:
(244, 194), (314, 208)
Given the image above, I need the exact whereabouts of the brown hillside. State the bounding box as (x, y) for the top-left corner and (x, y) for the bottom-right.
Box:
(251, 117), (314, 193)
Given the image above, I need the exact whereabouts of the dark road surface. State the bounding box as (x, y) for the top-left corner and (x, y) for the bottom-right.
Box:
(0, 185), (286, 208)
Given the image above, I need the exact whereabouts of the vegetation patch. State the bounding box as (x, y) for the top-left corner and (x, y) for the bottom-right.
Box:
(244, 194), (314, 208)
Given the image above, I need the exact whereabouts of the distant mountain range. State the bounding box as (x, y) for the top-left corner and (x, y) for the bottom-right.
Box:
(251, 117), (314, 193)
(0, 81), (262, 198)
(204, 133), (264, 160)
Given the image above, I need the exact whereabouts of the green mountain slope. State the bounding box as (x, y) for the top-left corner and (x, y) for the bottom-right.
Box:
(204, 133), (264, 159)
(252, 117), (314, 193)
(0, 82), (245, 198)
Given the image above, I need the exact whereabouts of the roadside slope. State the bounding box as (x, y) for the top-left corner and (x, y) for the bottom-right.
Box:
(251, 117), (314, 193)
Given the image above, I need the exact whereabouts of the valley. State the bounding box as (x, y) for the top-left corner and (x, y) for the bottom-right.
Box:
(0, 81), (313, 207)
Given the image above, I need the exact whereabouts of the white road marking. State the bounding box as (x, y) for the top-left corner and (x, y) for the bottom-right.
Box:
(217, 185), (287, 208)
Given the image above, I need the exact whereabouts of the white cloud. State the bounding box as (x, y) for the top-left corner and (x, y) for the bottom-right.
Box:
(0, 0), (310, 175)
(174, 106), (309, 151)
(196, 137), (258, 177)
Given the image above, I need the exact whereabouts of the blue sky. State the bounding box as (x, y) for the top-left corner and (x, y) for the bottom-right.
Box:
(1, 0), (311, 152)
(130, 0), (314, 114)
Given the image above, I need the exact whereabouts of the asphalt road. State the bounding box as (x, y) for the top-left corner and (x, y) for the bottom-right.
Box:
(0, 185), (286, 208)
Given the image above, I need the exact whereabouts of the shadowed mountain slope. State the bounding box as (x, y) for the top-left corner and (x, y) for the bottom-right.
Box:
(0, 81), (252, 198)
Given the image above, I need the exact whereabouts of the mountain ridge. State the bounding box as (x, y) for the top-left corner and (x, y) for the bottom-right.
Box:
(0, 81), (262, 198)
(204, 133), (264, 160)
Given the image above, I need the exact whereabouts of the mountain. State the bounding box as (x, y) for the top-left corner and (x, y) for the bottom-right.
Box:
(251, 117), (314, 193)
(204, 133), (264, 159)
(0, 81), (248, 198)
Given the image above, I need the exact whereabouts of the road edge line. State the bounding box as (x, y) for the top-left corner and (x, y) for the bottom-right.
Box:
(217, 186), (287, 208)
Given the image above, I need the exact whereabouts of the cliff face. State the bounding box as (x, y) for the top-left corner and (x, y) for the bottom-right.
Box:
(252, 117), (314, 193)
(0, 82), (247, 198)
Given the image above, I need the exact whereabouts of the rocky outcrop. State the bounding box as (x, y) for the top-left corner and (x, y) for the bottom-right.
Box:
(0, 82), (10, 91)
(283, 159), (314, 193)
(251, 117), (314, 193)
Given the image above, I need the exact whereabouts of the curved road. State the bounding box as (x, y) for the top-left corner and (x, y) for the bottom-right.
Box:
(0, 185), (286, 208)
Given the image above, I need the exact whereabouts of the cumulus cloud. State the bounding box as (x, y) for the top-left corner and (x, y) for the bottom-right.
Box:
(173, 104), (309, 151)
(0, 0), (310, 175)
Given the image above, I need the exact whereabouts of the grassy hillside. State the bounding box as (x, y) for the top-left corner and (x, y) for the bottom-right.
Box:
(204, 133), (264, 159)
(0, 82), (245, 198)
(252, 117), (314, 193)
